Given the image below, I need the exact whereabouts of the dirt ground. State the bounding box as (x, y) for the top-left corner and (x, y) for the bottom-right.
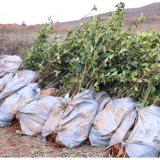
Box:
(0, 126), (106, 158)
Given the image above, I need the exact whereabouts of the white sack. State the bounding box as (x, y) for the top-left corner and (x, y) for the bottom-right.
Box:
(42, 89), (98, 148)
(0, 83), (41, 127)
(16, 91), (63, 135)
(93, 91), (111, 115)
(0, 55), (22, 77)
(0, 70), (38, 100)
(108, 106), (160, 158)
(89, 98), (136, 146)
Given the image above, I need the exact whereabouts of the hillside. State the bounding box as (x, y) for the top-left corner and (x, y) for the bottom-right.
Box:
(57, 2), (160, 33)
(0, 2), (160, 34)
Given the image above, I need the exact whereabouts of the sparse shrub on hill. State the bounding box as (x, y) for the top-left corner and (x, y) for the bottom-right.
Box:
(23, 3), (160, 107)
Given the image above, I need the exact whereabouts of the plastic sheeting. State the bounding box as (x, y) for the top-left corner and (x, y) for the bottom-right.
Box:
(108, 106), (160, 158)
(0, 70), (38, 100)
(89, 98), (136, 147)
(42, 89), (98, 148)
(0, 55), (22, 78)
(0, 83), (41, 127)
(16, 90), (63, 135)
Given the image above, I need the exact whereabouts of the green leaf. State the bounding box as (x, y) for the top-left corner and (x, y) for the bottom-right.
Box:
(27, 52), (34, 58)
(39, 81), (49, 85)
(145, 68), (150, 71)
(25, 101), (30, 104)
(91, 5), (98, 11)
(94, 81), (99, 86)
(132, 78), (138, 82)
(151, 86), (155, 93)
(127, 42), (130, 48)
(100, 32), (106, 37)
(142, 31), (148, 38)
(94, 52), (99, 59)
(128, 26), (132, 30)
(142, 41), (148, 45)
(108, 54), (114, 60)
(108, 49), (114, 53)
(38, 79), (43, 83)
(6, 153), (14, 157)
(12, 135), (20, 139)
(156, 43), (159, 49)
(123, 70), (126, 77)
(80, 88), (85, 92)
(31, 149), (41, 154)
(134, 87), (138, 91)
(121, 40), (126, 45)
(55, 35), (60, 39)
(119, 48), (127, 53)
(153, 52), (158, 57)
(23, 41), (27, 45)
(90, 45), (94, 52)
(133, 21), (138, 27)
(55, 53), (59, 56)
(95, 35), (98, 43)
(16, 130), (22, 134)
(105, 72), (110, 76)
(68, 143), (70, 149)
(130, 72), (134, 79)
(154, 99), (159, 104)
(132, 63), (137, 67)
(112, 71), (118, 75)
(103, 46), (106, 53)
(104, 54), (114, 63)
(143, 79), (148, 83)
(69, 62), (74, 68)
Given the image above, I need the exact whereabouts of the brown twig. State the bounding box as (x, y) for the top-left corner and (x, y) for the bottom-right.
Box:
(4, 122), (20, 133)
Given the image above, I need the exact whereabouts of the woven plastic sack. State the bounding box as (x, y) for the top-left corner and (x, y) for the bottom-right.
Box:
(0, 55), (22, 78)
(106, 106), (160, 158)
(89, 98), (136, 147)
(42, 89), (98, 148)
(16, 89), (63, 135)
(0, 70), (38, 100)
(93, 91), (111, 115)
(0, 83), (40, 127)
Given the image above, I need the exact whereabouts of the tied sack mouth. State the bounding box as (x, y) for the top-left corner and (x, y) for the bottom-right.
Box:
(103, 119), (137, 158)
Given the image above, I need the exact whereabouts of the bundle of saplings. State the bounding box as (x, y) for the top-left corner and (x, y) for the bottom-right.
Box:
(23, 2), (160, 107)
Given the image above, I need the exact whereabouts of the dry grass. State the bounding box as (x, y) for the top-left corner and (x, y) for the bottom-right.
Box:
(0, 24), (69, 56)
(0, 20), (159, 57)
(0, 126), (106, 158)
(0, 28), (37, 56)
(125, 21), (160, 33)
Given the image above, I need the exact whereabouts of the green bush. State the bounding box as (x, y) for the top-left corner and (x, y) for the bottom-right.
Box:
(23, 3), (160, 106)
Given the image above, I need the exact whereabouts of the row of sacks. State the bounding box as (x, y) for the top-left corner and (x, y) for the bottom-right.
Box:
(0, 55), (38, 103)
(90, 92), (160, 158)
(42, 90), (160, 158)
(0, 85), (160, 158)
(1, 55), (160, 157)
